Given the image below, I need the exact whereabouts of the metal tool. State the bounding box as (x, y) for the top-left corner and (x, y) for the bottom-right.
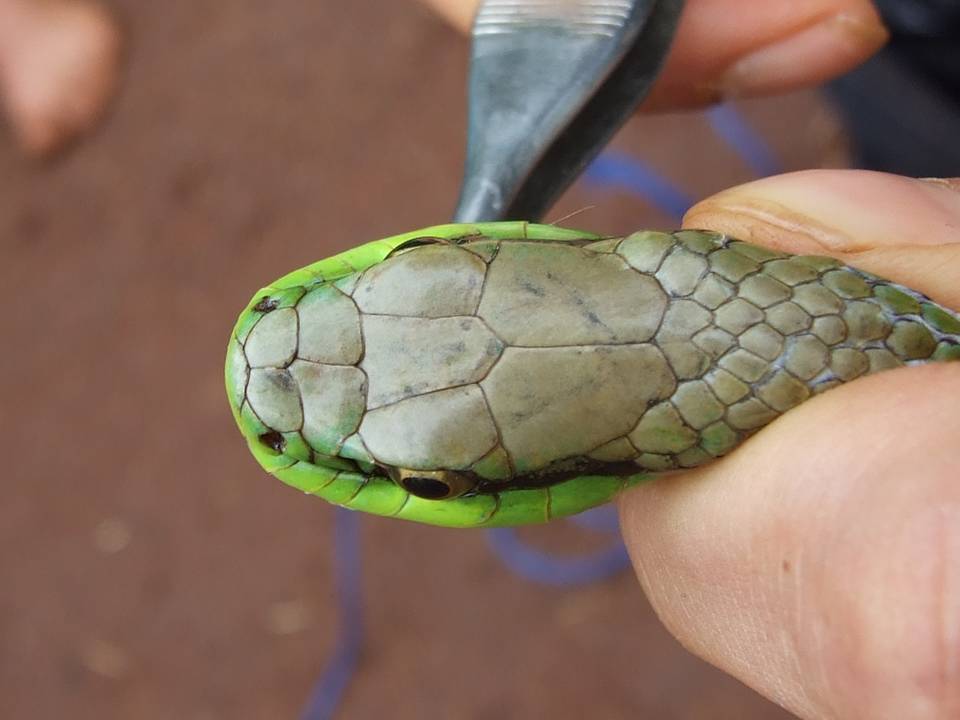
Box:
(453, 0), (685, 223)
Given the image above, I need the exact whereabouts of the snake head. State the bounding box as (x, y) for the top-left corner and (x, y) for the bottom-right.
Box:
(226, 223), (677, 527)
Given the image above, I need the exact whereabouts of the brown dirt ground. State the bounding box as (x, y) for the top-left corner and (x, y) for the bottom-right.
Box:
(0, 1), (847, 718)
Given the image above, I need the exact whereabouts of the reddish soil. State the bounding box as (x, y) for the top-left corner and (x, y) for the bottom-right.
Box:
(1, 2), (843, 718)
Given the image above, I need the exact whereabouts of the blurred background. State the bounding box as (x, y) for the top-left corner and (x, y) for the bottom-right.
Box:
(2, 1), (957, 718)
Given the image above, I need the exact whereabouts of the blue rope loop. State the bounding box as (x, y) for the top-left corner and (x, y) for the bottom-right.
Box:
(487, 505), (630, 587)
(581, 150), (693, 219)
(300, 508), (363, 720)
(706, 105), (782, 177)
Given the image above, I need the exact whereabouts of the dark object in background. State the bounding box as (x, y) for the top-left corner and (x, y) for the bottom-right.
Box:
(827, 0), (960, 176)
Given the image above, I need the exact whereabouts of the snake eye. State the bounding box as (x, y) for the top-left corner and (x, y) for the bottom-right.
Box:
(397, 469), (476, 500)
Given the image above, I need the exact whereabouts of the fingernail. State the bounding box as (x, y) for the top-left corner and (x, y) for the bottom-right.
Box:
(683, 170), (960, 254)
(919, 177), (960, 193)
(720, 11), (888, 98)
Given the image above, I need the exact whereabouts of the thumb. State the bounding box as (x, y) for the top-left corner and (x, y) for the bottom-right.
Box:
(620, 170), (960, 720)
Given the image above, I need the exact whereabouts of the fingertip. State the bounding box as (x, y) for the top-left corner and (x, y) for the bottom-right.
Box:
(620, 363), (960, 718)
(418, 0), (475, 32)
(643, 0), (886, 110)
(682, 169), (960, 308)
(717, 8), (888, 99)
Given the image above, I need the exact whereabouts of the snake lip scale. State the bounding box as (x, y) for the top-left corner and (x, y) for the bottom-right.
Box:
(225, 223), (960, 528)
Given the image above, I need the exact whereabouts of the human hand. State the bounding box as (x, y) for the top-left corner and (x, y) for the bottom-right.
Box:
(0, 0), (122, 156)
(621, 170), (960, 719)
(417, 0), (888, 110)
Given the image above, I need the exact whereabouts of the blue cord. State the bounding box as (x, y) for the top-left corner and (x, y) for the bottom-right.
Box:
(569, 504), (622, 534)
(300, 508), (363, 720)
(581, 150), (694, 219)
(486, 525), (631, 586)
(706, 104), (782, 177)
(302, 101), (778, 716)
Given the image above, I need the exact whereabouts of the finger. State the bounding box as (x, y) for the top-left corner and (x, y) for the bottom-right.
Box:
(683, 170), (960, 308)
(417, 0), (888, 111)
(621, 364), (960, 720)
(647, 0), (887, 110)
(418, 0), (475, 31)
(622, 170), (960, 718)
(0, 0), (122, 156)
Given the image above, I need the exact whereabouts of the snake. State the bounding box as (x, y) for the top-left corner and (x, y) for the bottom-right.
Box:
(225, 222), (960, 528)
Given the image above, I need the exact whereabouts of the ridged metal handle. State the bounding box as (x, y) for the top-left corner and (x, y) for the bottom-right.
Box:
(453, 0), (685, 223)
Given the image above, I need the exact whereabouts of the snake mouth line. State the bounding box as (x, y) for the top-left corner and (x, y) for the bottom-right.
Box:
(374, 457), (645, 500)
(478, 458), (644, 492)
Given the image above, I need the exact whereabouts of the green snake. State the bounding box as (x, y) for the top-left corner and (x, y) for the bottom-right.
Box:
(225, 222), (960, 527)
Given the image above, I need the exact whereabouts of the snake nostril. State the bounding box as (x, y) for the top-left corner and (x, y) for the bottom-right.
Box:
(253, 296), (278, 313)
(258, 431), (285, 453)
